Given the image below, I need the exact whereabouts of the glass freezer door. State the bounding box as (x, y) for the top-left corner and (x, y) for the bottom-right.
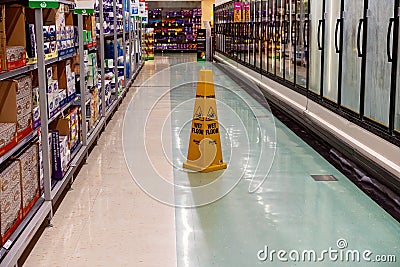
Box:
(295, 0), (308, 89)
(285, 0), (296, 84)
(322, 0), (341, 103)
(308, 0), (324, 95)
(267, 0), (277, 75)
(261, 0), (268, 73)
(364, 0), (396, 127)
(340, 0), (364, 113)
(275, 0), (286, 78)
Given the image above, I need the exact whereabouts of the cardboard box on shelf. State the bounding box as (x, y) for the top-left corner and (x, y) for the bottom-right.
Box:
(0, 123), (16, 156)
(0, 77), (33, 142)
(14, 143), (39, 217)
(32, 106), (40, 129)
(49, 116), (75, 179)
(16, 113), (32, 134)
(14, 75), (32, 99)
(5, 46), (26, 70)
(0, 160), (22, 245)
(26, 24), (37, 64)
(1, 5), (28, 71)
(50, 130), (63, 180)
(59, 89), (67, 107)
(16, 94), (32, 118)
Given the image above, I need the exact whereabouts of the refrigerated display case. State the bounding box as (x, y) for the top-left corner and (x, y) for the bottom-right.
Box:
(214, 0), (400, 147)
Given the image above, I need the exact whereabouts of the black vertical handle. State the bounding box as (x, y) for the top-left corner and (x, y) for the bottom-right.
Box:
(387, 18), (395, 62)
(269, 21), (273, 42)
(334, 18), (341, 53)
(262, 22), (266, 41)
(282, 21), (289, 44)
(303, 20), (308, 47)
(357, 19), (364, 57)
(291, 21), (296, 44)
(273, 21), (277, 43)
(317, 19), (324, 50)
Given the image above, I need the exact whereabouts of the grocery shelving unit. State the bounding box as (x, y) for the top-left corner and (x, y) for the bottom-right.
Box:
(148, 8), (202, 52)
(0, 1), (144, 266)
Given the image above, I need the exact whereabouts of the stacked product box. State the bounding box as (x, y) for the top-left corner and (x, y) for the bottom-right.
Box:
(5, 46), (26, 71)
(83, 15), (96, 46)
(96, 0), (115, 35)
(0, 123), (17, 156)
(0, 5), (27, 71)
(14, 144), (40, 217)
(116, 39), (124, 93)
(85, 52), (98, 87)
(0, 75), (33, 141)
(104, 79), (112, 108)
(98, 82), (102, 115)
(105, 40), (115, 93)
(32, 87), (40, 129)
(15, 76), (33, 138)
(43, 25), (57, 57)
(66, 60), (76, 101)
(56, 5), (75, 56)
(59, 135), (70, 174)
(46, 65), (60, 119)
(69, 107), (80, 153)
(51, 129), (70, 180)
(97, 0), (123, 34)
(26, 24), (37, 64)
(0, 161), (22, 245)
(57, 60), (76, 108)
(89, 87), (99, 129)
(116, 1), (123, 33)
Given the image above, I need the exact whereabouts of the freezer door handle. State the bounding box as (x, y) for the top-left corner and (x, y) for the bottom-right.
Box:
(357, 19), (364, 57)
(387, 18), (395, 62)
(303, 20), (309, 47)
(281, 21), (289, 44)
(334, 18), (342, 53)
(272, 22), (277, 43)
(291, 21), (298, 44)
(317, 19), (324, 50)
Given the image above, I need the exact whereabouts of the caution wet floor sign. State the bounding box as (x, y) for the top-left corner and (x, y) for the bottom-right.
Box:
(183, 70), (227, 172)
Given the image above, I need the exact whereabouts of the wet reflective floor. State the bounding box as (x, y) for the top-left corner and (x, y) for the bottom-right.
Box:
(26, 54), (400, 267)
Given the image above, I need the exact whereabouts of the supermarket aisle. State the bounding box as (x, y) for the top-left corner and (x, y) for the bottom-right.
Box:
(25, 53), (400, 267)
(24, 54), (195, 266)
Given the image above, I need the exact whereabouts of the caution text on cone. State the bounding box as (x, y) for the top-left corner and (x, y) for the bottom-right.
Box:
(183, 70), (227, 172)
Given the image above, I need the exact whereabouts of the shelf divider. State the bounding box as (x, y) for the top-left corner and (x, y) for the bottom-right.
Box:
(78, 14), (88, 146)
(35, 8), (52, 206)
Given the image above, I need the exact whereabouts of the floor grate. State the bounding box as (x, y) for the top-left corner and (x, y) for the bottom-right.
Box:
(311, 175), (338, 181)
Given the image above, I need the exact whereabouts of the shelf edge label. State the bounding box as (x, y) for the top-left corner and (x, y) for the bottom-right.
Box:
(75, 0), (95, 14)
(29, 0), (59, 8)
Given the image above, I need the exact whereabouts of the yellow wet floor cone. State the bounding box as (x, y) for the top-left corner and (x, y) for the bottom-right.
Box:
(183, 70), (227, 172)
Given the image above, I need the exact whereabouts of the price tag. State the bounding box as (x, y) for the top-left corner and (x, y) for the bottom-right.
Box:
(3, 240), (12, 250)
